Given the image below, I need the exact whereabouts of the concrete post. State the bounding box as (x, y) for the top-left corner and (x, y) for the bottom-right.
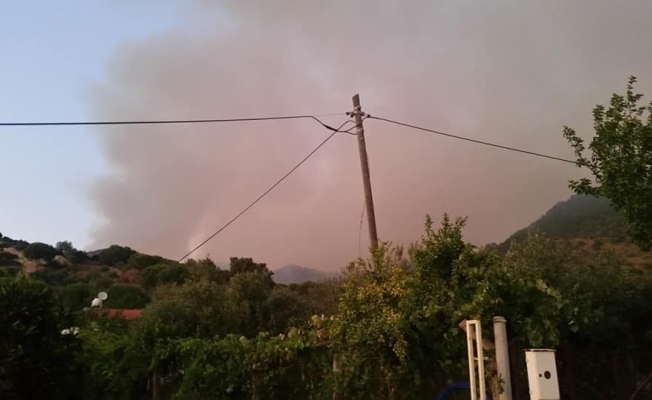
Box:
(493, 316), (513, 400)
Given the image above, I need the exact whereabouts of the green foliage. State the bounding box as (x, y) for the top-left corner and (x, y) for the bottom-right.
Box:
(141, 263), (189, 289)
(229, 269), (275, 337)
(0, 251), (20, 267)
(104, 285), (149, 309)
(55, 241), (75, 256)
(30, 268), (70, 286)
(185, 256), (231, 284)
(7, 213), (652, 398)
(501, 195), (626, 250)
(76, 326), (148, 399)
(98, 245), (137, 266)
(23, 242), (57, 261)
(0, 277), (80, 399)
(230, 257), (272, 278)
(564, 76), (652, 249)
(0, 266), (19, 278)
(266, 285), (310, 334)
(332, 215), (585, 398)
(174, 323), (333, 400)
(61, 282), (95, 312)
(127, 253), (167, 270)
(141, 280), (246, 340)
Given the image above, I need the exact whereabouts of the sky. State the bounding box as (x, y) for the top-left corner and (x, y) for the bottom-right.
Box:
(0, 1), (189, 247)
(2, 1), (652, 271)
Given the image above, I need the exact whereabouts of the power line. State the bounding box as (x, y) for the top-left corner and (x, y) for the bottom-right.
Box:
(0, 113), (344, 128)
(177, 119), (353, 262)
(369, 115), (578, 165)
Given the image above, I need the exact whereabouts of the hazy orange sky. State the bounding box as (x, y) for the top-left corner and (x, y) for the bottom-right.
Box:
(84, 0), (652, 271)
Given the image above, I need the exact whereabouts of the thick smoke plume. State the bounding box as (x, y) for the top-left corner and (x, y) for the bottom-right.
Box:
(88, 0), (652, 270)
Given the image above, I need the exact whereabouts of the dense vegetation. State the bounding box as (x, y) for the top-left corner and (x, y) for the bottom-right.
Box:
(2, 207), (652, 398)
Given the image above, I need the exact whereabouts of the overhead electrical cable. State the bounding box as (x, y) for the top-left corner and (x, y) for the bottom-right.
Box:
(369, 115), (578, 165)
(0, 113), (345, 129)
(177, 119), (353, 262)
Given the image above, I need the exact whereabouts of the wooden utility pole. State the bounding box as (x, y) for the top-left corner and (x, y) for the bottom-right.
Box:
(352, 94), (379, 251)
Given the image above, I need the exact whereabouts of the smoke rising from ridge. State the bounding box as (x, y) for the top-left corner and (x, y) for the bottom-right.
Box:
(88, 0), (652, 270)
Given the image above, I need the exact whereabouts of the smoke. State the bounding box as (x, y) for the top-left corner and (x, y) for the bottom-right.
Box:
(88, 0), (652, 270)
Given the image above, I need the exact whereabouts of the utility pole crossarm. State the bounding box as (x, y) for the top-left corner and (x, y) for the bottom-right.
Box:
(352, 94), (379, 251)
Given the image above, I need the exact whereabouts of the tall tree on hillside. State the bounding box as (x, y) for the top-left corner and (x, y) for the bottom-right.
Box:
(55, 241), (76, 256)
(564, 76), (652, 249)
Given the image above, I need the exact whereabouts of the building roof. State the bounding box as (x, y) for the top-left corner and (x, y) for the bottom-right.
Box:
(90, 308), (143, 320)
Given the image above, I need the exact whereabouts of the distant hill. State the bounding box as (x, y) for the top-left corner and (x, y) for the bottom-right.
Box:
(272, 264), (333, 284)
(496, 194), (652, 268)
(505, 195), (627, 244)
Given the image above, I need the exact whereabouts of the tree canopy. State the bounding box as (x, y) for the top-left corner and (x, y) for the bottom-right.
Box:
(564, 76), (652, 249)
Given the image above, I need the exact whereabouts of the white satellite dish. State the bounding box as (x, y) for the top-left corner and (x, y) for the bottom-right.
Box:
(98, 291), (108, 301)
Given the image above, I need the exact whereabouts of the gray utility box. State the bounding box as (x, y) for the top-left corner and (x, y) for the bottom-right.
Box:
(525, 349), (560, 400)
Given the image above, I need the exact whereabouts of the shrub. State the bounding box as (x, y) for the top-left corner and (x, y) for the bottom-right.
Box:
(127, 253), (166, 270)
(104, 285), (149, 309)
(30, 268), (70, 286)
(0, 277), (80, 399)
(61, 282), (95, 311)
(23, 242), (57, 261)
(98, 245), (137, 266)
(0, 252), (20, 267)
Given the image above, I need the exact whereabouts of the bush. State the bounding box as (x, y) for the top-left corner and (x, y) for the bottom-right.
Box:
(30, 268), (70, 286)
(61, 282), (95, 311)
(141, 263), (189, 289)
(23, 242), (57, 261)
(0, 267), (19, 278)
(0, 277), (80, 399)
(98, 245), (137, 266)
(127, 253), (166, 270)
(0, 252), (20, 267)
(104, 285), (149, 309)
(92, 276), (114, 291)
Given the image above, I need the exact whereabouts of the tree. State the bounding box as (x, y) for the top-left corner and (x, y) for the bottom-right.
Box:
(230, 257), (272, 278)
(23, 242), (57, 261)
(98, 245), (137, 266)
(141, 280), (246, 339)
(104, 285), (149, 309)
(55, 241), (76, 256)
(266, 285), (309, 334)
(229, 269), (275, 336)
(564, 76), (652, 249)
(185, 256), (231, 284)
(0, 277), (80, 399)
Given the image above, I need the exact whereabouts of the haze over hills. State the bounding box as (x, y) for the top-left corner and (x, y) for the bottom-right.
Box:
(272, 264), (334, 284)
(3, 194), (651, 284)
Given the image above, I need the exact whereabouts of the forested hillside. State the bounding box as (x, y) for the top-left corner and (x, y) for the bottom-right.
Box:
(506, 195), (625, 242)
(494, 195), (652, 269)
